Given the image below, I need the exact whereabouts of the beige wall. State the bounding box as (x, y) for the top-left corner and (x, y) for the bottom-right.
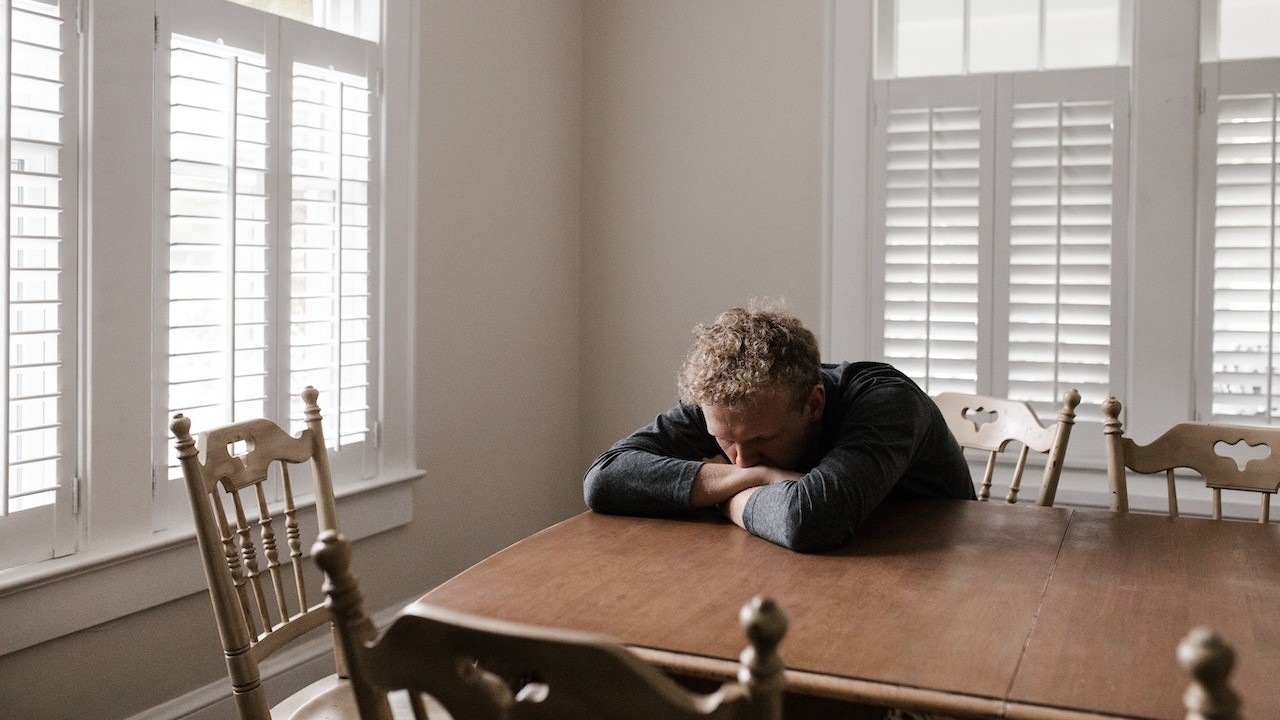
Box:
(580, 1), (829, 465)
(413, 0), (586, 578)
(0, 2), (835, 717)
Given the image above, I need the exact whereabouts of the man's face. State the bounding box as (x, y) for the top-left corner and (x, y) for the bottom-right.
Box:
(703, 384), (825, 472)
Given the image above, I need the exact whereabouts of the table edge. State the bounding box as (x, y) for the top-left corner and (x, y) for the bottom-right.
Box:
(630, 646), (1005, 717)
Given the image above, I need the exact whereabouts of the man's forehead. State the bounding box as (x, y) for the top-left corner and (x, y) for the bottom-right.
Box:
(704, 394), (793, 435)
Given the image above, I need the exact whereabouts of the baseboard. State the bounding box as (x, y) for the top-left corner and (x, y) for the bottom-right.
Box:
(132, 597), (419, 720)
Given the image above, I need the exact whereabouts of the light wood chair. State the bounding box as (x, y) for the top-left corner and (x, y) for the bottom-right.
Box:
(933, 388), (1081, 506)
(171, 386), (349, 719)
(313, 530), (789, 720)
(1102, 396), (1280, 521)
(1179, 627), (1243, 720)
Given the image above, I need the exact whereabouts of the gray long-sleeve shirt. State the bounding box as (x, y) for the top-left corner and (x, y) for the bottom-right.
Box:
(583, 362), (974, 552)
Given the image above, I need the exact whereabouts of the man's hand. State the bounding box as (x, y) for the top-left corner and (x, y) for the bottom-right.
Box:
(689, 456), (802, 529)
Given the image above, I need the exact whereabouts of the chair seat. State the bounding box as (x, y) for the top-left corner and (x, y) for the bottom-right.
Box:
(282, 676), (447, 720)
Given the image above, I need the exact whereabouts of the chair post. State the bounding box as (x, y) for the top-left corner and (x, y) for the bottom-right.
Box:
(736, 596), (788, 720)
(1101, 396), (1129, 513)
(314, 531), (394, 720)
(1178, 627), (1242, 720)
(1036, 388), (1081, 506)
(300, 387), (350, 677)
(171, 414), (272, 719)
(302, 386), (339, 533)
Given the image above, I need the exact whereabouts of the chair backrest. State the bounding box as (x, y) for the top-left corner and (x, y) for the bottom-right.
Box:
(1102, 396), (1280, 522)
(933, 388), (1081, 506)
(1179, 627), (1243, 720)
(313, 531), (789, 720)
(171, 386), (342, 720)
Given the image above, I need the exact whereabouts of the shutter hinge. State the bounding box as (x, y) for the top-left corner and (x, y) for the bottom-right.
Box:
(154, 14), (160, 50)
(371, 420), (381, 449)
(375, 67), (385, 98)
(76, 0), (84, 35)
(71, 475), (81, 516)
(1199, 86), (1207, 115)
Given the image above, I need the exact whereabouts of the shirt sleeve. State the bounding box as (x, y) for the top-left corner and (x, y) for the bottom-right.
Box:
(582, 404), (723, 517)
(741, 383), (939, 552)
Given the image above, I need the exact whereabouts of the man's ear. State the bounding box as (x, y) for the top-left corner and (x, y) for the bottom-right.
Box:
(805, 383), (825, 421)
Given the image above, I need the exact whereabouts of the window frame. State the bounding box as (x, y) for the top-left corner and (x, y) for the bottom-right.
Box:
(835, 1), (1261, 515)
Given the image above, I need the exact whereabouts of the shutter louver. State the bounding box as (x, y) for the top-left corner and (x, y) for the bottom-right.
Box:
(167, 35), (271, 477)
(289, 62), (372, 447)
(1007, 100), (1113, 416)
(5, 0), (69, 515)
(1211, 93), (1278, 420)
(883, 105), (982, 394)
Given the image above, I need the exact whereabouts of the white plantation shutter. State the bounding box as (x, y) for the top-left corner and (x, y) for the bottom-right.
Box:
(1203, 60), (1280, 422)
(1000, 70), (1126, 418)
(873, 76), (993, 396)
(166, 34), (271, 472)
(158, 1), (379, 518)
(288, 61), (373, 445)
(873, 70), (1125, 415)
(881, 103), (984, 394)
(0, 0), (77, 567)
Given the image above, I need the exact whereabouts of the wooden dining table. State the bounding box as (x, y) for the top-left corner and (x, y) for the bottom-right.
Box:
(419, 499), (1280, 719)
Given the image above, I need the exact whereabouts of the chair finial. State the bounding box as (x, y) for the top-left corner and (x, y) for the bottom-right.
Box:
(1062, 388), (1082, 417)
(170, 413), (198, 460)
(1179, 626), (1242, 720)
(738, 595), (788, 699)
(1102, 395), (1122, 425)
(303, 385), (321, 423)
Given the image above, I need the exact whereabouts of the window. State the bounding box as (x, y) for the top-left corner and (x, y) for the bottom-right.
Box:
(1, 0), (416, 613)
(886, 0), (1125, 79)
(0, 0), (77, 570)
(1215, 0), (1280, 61)
(1200, 1), (1280, 422)
(155, 0), (379, 527)
(227, 0), (380, 41)
(868, 1), (1128, 420)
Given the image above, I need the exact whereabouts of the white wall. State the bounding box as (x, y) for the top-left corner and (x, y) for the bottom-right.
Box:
(580, 0), (831, 466)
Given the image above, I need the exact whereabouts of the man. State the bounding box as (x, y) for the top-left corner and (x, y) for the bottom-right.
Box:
(583, 302), (974, 552)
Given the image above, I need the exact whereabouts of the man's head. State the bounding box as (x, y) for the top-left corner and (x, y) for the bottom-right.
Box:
(678, 303), (825, 471)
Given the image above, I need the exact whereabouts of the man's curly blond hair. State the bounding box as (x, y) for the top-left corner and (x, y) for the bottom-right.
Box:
(677, 302), (821, 410)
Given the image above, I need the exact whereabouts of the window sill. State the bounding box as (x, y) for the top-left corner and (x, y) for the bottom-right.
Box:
(0, 471), (421, 656)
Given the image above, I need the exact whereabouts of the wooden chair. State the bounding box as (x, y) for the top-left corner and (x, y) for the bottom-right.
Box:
(1102, 396), (1280, 521)
(312, 530), (789, 720)
(933, 388), (1081, 506)
(1179, 627), (1243, 720)
(171, 386), (348, 719)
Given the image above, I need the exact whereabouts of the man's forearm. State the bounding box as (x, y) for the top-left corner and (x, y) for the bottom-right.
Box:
(689, 461), (777, 508)
(722, 486), (758, 527)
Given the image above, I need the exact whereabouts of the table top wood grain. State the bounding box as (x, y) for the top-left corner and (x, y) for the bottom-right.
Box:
(1007, 510), (1280, 719)
(420, 499), (1280, 719)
